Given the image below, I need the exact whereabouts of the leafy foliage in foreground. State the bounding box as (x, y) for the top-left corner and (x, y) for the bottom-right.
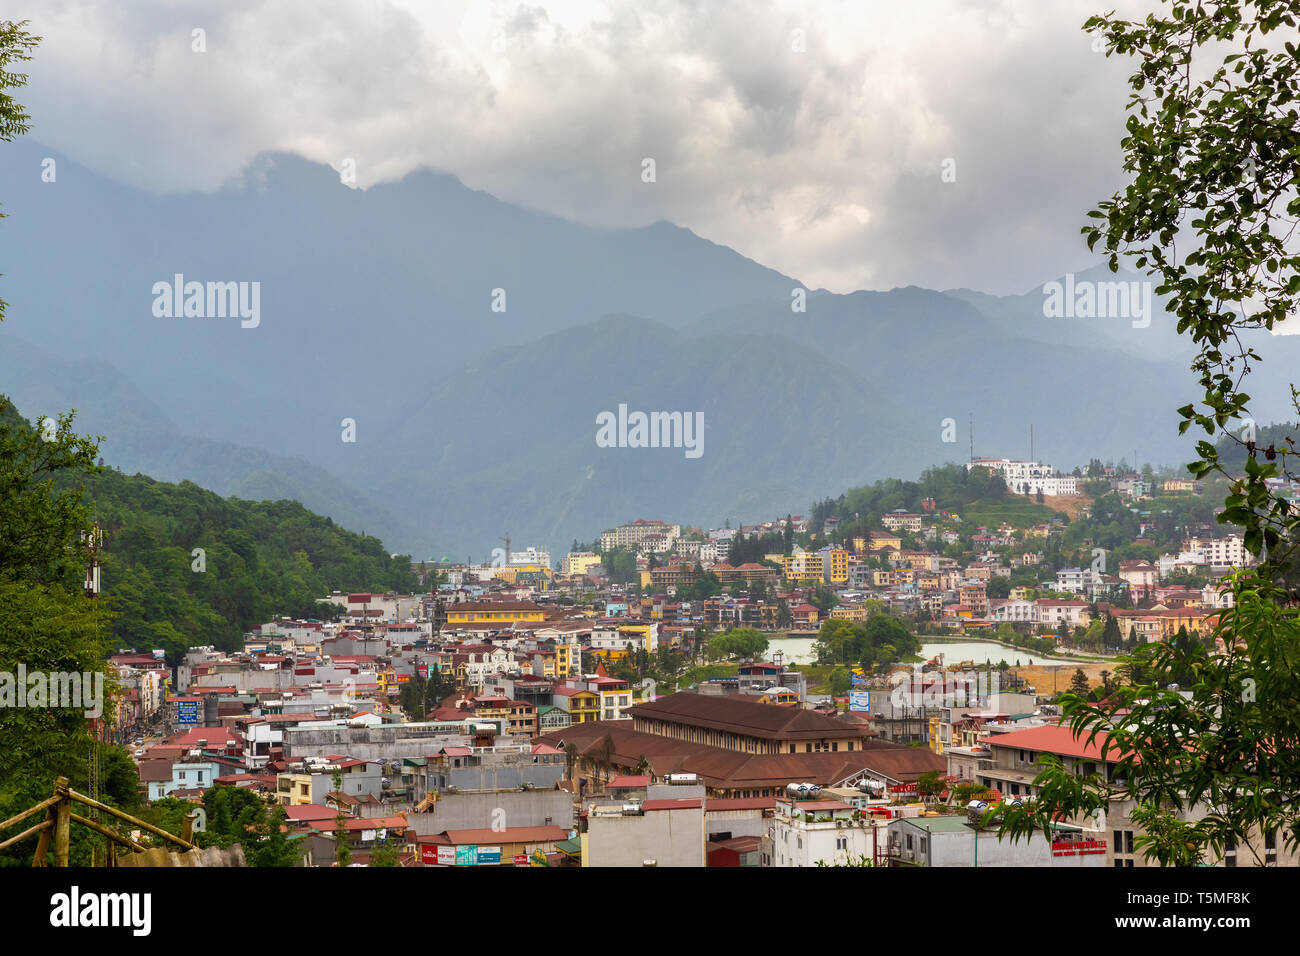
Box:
(1001, 572), (1300, 864)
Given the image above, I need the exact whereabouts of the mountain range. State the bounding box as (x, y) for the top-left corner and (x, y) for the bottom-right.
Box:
(3, 137), (1298, 558)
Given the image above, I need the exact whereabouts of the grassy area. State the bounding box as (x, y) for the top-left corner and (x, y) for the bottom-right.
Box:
(790, 664), (837, 694)
(680, 662), (740, 686)
(964, 497), (1065, 525)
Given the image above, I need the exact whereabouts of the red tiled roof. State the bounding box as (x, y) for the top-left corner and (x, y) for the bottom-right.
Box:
(984, 725), (1132, 763)
(606, 775), (652, 788)
(640, 798), (703, 811)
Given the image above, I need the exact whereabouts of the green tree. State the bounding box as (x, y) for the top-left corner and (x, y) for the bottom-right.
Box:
(1005, 0), (1300, 865)
(368, 841), (401, 867)
(0, 20), (39, 322)
(708, 627), (769, 661)
(917, 770), (946, 803)
(827, 666), (852, 696)
(251, 806), (302, 868)
(332, 772), (351, 866)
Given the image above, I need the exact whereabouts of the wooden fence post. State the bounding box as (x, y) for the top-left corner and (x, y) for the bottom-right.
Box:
(53, 776), (71, 867)
(31, 807), (55, 866)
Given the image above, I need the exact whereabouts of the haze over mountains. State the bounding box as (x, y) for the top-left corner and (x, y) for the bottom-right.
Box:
(4, 138), (1298, 558)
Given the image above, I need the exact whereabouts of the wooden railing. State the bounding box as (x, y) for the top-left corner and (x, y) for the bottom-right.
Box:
(0, 776), (197, 866)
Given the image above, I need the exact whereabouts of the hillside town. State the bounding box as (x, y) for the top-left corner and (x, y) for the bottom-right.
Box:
(101, 459), (1300, 867)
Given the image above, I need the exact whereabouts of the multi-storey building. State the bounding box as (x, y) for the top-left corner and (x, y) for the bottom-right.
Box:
(882, 511), (924, 533)
(509, 546), (551, 568)
(562, 551), (603, 576)
(818, 547), (850, 584)
(600, 520), (682, 553)
(782, 550), (824, 584)
(1182, 535), (1247, 568)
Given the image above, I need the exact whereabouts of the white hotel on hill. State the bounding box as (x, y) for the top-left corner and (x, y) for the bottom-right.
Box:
(966, 459), (1079, 496)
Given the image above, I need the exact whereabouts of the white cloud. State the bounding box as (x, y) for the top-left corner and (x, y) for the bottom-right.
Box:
(22, 0), (1150, 293)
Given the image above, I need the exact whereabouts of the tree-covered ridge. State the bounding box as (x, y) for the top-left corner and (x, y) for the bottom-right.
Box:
(2, 397), (419, 662)
(85, 469), (422, 661)
(809, 463), (1016, 537)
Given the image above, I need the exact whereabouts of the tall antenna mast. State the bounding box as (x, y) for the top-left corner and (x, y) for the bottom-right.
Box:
(969, 412), (974, 463)
(1030, 423), (1034, 463)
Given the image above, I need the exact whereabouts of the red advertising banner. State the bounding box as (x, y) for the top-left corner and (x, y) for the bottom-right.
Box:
(1051, 840), (1108, 856)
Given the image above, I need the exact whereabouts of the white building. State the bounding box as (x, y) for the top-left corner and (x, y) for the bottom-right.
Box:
(510, 547), (552, 568)
(886, 816), (1105, 867)
(600, 520), (682, 553)
(967, 459), (1079, 496)
(699, 539), (730, 564)
(767, 798), (888, 867)
(1182, 535), (1247, 568)
(989, 598), (1039, 624)
(1037, 599), (1091, 629)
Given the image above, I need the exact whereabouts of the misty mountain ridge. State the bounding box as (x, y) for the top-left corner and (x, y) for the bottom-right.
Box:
(4, 141), (1300, 558)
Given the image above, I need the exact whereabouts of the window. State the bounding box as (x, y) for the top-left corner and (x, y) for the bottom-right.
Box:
(836, 837), (847, 850)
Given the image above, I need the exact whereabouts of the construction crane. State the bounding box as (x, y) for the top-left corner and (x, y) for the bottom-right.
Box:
(499, 533), (511, 566)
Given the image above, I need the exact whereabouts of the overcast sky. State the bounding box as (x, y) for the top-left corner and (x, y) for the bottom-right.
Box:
(19, 0), (1148, 295)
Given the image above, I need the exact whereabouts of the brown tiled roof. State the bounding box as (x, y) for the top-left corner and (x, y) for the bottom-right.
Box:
(629, 692), (864, 740)
(536, 723), (944, 789)
(136, 759), (175, 783)
(708, 835), (763, 853)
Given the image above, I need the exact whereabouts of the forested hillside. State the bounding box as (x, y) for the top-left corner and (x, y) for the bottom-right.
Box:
(2, 398), (419, 663)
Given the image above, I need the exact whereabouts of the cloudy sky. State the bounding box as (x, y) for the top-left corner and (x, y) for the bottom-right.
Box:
(19, 0), (1146, 295)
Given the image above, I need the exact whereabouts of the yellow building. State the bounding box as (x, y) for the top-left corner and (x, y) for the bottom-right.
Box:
(868, 532), (902, 552)
(444, 601), (547, 626)
(529, 652), (558, 680)
(783, 551), (824, 584)
(277, 772), (314, 806)
(562, 551), (603, 576)
(821, 548), (850, 584)
(830, 606), (866, 622)
(555, 640), (581, 680)
(616, 623), (655, 653)
(555, 687), (599, 723)
(648, 563), (698, 589)
(492, 564), (552, 586)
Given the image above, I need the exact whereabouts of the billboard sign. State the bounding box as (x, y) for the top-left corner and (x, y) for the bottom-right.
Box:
(455, 845), (478, 866)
